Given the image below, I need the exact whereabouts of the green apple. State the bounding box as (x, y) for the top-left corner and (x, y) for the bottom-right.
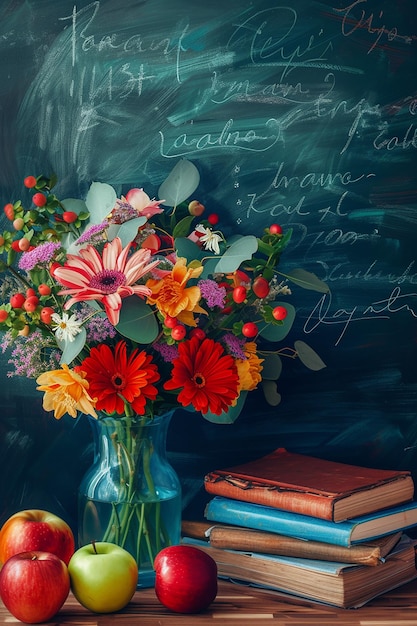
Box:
(68, 542), (138, 613)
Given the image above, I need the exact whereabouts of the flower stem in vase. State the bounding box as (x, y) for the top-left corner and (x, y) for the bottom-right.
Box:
(78, 412), (181, 588)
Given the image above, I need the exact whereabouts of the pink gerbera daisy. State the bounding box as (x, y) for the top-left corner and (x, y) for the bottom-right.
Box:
(54, 237), (160, 325)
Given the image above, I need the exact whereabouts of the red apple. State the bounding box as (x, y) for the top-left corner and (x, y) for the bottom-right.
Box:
(154, 545), (218, 613)
(0, 509), (75, 567)
(0, 551), (70, 623)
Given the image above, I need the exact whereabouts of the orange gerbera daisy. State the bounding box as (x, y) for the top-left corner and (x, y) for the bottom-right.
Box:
(235, 342), (264, 393)
(146, 257), (206, 327)
(36, 364), (97, 420)
(54, 237), (160, 326)
(164, 336), (239, 415)
(79, 341), (160, 415)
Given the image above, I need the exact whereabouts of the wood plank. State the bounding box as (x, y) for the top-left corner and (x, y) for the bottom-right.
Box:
(2, 580), (417, 624)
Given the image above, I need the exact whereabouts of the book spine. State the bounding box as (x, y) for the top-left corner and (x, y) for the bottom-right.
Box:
(207, 527), (383, 566)
(204, 476), (335, 520)
(204, 497), (355, 546)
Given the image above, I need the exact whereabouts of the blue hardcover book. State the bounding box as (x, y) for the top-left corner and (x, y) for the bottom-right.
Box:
(204, 497), (417, 546)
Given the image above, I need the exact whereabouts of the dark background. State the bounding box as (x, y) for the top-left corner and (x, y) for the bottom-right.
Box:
(1, 0), (416, 533)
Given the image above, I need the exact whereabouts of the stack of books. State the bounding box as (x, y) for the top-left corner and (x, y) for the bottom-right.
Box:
(182, 448), (417, 609)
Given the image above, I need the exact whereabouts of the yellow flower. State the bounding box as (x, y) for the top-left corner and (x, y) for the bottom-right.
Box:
(146, 257), (206, 326)
(235, 342), (264, 393)
(36, 364), (97, 420)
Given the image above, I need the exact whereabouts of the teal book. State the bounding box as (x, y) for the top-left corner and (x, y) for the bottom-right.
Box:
(204, 497), (417, 546)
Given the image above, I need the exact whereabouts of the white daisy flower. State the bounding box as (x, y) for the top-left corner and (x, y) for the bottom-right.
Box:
(51, 312), (83, 343)
(195, 224), (223, 255)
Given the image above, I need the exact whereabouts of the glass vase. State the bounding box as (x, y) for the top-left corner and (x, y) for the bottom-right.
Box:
(78, 410), (182, 588)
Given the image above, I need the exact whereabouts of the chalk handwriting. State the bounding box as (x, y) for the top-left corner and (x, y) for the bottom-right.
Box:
(159, 118), (284, 157)
(305, 287), (417, 346)
(374, 122), (417, 150)
(335, 0), (416, 53)
(317, 260), (417, 286)
(227, 7), (334, 81)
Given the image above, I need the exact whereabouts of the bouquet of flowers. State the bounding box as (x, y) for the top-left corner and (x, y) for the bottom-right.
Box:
(0, 159), (327, 424)
(0, 160), (327, 577)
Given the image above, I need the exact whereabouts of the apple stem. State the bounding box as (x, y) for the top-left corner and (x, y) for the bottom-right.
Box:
(92, 540), (98, 554)
(31, 555), (38, 561)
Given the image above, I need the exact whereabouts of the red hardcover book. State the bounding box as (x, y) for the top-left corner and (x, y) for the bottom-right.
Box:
(204, 448), (414, 522)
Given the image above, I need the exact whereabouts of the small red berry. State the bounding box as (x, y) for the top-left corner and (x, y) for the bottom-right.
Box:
(10, 293), (26, 309)
(272, 305), (288, 320)
(62, 211), (78, 223)
(26, 288), (37, 298)
(164, 315), (178, 329)
(207, 213), (219, 225)
(232, 285), (247, 304)
(23, 298), (38, 313)
(252, 276), (270, 299)
(171, 324), (186, 341)
(3, 203), (15, 220)
(38, 284), (52, 296)
(32, 192), (47, 207)
(242, 322), (258, 338)
(10, 240), (21, 252)
(0, 310), (9, 322)
(40, 307), (55, 324)
(269, 223), (283, 234)
(23, 175), (37, 188)
(189, 328), (206, 340)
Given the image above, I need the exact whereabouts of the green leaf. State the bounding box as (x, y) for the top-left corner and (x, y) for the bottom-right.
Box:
(200, 257), (219, 279)
(174, 237), (204, 263)
(203, 392), (248, 424)
(158, 159), (200, 207)
(57, 328), (87, 366)
(117, 217), (147, 248)
(286, 268), (329, 293)
(85, 182), (117, 224)
(294, 340), (327, 370)
(116, 296), (159, 343)
(214, 236), (258, 274)
(258, 302), (296, 341)
(262, 380), (282, 406)
(61, 198), (88, 215)
(173, 215), (195, 239)
(260, 353), (283, 380)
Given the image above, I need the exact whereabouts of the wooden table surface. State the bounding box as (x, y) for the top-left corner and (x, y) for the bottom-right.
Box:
(2, 578), (417, 625)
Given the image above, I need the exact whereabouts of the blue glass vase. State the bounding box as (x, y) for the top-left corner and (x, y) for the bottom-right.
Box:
(78, 411), (182, 588)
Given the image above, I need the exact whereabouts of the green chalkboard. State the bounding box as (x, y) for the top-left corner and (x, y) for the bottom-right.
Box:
(1, 0), (416, 526)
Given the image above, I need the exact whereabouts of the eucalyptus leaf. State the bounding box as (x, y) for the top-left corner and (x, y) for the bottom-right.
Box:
(286, 268), (329, 293)
(258, 302), (296, 342)
(200, 257), (219, 279)
(61, 198), (88, 215)
(85, 182), (117, 224)
(158, 160), (200, 207)
(203, 392), (248, 424)
(116, 296), (159, 344)
(214, 236), (258, 274)
(117, 216), (147, 247)
(260, 353), (283, 380)
(262, 380), (282, 406)
(58, 327), (87, 366)
(174, 237), (204, 263)
(294, 340), (327, 370)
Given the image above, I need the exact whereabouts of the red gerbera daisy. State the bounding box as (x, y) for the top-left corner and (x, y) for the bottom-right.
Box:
(163, 336), (239, 415)
(79, 341), (160, 415)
